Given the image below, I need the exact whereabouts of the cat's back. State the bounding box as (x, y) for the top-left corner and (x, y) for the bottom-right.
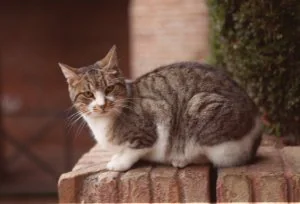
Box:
(135, 61), (218, 85)
(133, 61), (251, 104)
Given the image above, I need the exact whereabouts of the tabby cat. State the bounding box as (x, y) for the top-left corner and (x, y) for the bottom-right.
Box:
(59, 45), (262, 171)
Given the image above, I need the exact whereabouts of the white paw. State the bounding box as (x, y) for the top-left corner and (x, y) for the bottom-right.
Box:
(106, 158), (132, 172)
(172, 159), (188, 168)
(111, 153), (120, 161)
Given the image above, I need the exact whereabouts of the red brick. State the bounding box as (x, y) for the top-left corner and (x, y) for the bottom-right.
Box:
(59, 142), (300, 203)
(58, 173), (79, 203)
(60, 145), (300, 203)
(119, 166), (152, 203)
(281, 147), (300, 202)
(59, 144), (212, 203)
(58, 146), (113, 203)
(253, 175), (287, 202)
(150, 166), (180, 203)
(217, 147), (287, 202)
(80, 171), (120, 203)
(217, 174), (252, 202)
(178, 166), (210, 202)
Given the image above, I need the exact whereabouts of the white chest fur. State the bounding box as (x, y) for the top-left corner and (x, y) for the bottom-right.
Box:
(83, 115), (120, 151)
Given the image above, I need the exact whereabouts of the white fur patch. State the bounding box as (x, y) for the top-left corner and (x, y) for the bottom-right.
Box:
(204, 116), (262, 167)
(143, 123), (169, 163)
(184, 140), (205, 164)
(107, 148), (149, 171)
(88, 100), (96, 112)
(83, 115), (121, 152)
(106, 95), (115, 101)
(94, 91), (105, 106)
(88, 91), (105, 112)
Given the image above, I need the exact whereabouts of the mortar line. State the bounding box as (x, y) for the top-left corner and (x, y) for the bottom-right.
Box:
(148, 166), (154, 203)
(209, 164), (217, 203)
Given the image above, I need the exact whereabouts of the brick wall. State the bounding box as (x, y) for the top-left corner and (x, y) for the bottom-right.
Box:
(58, 146), (211, 203)
(130, 0), (209, 78)
(58, 138), (300, 203)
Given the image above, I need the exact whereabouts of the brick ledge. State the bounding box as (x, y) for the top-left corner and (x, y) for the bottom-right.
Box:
(58, 137), (300, 203)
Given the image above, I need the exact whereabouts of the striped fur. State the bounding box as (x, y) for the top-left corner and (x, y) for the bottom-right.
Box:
(60, 46), (262, 171)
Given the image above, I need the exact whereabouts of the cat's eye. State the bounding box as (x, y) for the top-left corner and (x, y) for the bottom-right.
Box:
(105, 86), (115, 95)
(83, 91), (94, 98)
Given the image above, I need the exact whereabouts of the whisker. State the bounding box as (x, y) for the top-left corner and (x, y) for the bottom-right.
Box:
(63, 107), (91, 142)
(73, 119), (87, 142)
(68, 110), (90, 127)
(71, 115), (84, 126)
(67, 112), (81, 121)
(67, 113), (82, 125)
(64, 111), (84, 140)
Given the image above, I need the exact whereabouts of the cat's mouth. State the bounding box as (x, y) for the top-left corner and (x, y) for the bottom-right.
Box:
(85, 107), (118, 117)
(87, 110), (109, 117)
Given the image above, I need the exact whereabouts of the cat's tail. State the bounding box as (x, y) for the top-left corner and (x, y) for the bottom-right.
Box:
(205, 116), (263, 168)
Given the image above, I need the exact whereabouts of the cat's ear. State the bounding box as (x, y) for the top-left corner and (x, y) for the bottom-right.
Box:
(96, 45), (118, 72)
(58, 63), (79, 84)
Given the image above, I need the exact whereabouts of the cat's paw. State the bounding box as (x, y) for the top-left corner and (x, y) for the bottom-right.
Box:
(106, 158), (132, 172)
(172, 159), (188, 168)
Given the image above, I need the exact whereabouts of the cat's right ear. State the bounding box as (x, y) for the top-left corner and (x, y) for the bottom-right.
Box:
(96, 45), (118, 71)
(58, 63), (79, 85)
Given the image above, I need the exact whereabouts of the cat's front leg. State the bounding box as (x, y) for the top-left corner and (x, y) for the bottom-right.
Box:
(106, 148), (149, 171)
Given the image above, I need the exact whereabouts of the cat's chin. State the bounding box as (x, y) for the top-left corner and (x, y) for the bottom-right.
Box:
(84, 111), (115, 118)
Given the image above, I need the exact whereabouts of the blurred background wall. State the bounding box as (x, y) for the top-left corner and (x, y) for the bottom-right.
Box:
(130, 0), (209, 78)
(0, 0), (208, 202)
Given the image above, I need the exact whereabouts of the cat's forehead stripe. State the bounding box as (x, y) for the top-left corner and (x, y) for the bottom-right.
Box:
(82, 71), (100, 90)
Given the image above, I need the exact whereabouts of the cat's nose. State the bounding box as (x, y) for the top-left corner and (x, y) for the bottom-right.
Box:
(96, 104), (105, 110)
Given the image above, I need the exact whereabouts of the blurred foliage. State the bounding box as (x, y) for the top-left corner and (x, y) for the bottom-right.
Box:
(207, 0), (300, 138)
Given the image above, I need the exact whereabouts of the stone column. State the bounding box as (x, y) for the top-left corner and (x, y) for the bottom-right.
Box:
(129, 0), (209, 78)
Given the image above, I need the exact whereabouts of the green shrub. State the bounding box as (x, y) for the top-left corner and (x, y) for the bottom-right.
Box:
(207, 0), (300, 139)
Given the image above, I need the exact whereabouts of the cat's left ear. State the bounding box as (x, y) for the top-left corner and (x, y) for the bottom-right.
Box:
(96, 45), (119, 74)
(58, 63), (79, 85)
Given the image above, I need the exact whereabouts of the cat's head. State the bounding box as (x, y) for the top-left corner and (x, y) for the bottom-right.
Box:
(59, 45), (127, 118)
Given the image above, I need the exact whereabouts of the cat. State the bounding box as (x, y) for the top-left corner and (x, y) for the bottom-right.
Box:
(59, 45), (262, 171)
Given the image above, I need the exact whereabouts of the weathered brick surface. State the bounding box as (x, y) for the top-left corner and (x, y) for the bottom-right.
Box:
(130, 0), (209, 78)
(151, 166), (180, 203)
(80, 171), (120, 203)
(281, 147), (300, 202)
(58, 145), (210, 203)
(217, 146), (300, 202)
(58, 139), (300, 203)
(218, 174), (252, 202)
(58, 173), (78, 203)
(178, 165), (210, 202)
(58, 145), (113, 203)
(119, 166), (152, 203)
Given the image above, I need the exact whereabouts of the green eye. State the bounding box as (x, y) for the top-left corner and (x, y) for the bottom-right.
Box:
(105, 86), (115, 95)
(83, 91), (94, 98)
